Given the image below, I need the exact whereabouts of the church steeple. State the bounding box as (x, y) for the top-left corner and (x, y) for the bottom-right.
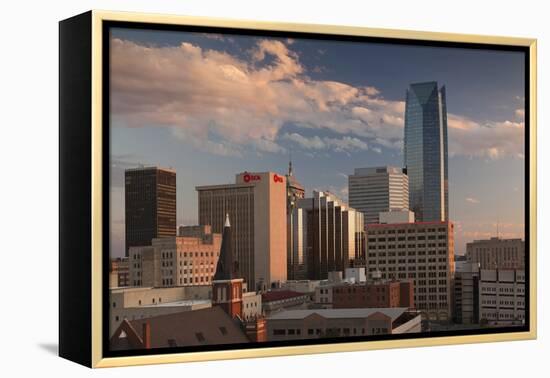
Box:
(212, 213), (244, 319)
(213, 213), (237, 281)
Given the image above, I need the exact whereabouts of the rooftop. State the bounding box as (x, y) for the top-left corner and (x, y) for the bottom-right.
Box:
(262, 290), (308, 303)
(267, 307), (408, 321)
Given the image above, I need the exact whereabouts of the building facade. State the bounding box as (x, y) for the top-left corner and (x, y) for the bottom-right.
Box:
(125, 167), (177, 256)
(197, 171), (287, 291)
(453, 261), (480, 324)
(404, 81), (449, 222)
(466, 237), (525, 270)
(290, 191), (365, 280)
(109, 257), (130, 288)
(128, 225), (222, 288)
(286, 160), (306, 281)
(479, 269), (525, 326)
(348, 166), (409, 224)
(365, 221), (455, 320)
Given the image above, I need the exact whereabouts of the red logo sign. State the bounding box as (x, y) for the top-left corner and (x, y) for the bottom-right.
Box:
(273, 174), (284, 183)
(243, 173), (261, 183)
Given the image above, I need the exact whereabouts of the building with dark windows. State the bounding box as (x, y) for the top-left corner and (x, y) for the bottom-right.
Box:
(348, 166), (410, 224)
(290, 191), (365, 280)
(404, 81), (449, 222)
(124, 167), (177, 256)
(286, 159), (306, 280)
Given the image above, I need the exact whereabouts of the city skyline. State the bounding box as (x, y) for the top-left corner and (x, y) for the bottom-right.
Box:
(109, 28), (525, 258)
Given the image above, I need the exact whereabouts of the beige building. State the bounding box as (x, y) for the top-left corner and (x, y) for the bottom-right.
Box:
(479, 269), (525, 326)
(197, 171), (287, 291)
(365, 221), (455, 320)
(266, 308), (421, 341)
(109, 286), (212, 336)
(109, 257), (130, 288)
(466, 237), (525, 270)
(129, 225), (221, 287)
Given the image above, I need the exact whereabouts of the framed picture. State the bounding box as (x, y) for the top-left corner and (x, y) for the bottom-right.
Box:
(59, 10), (537, 368)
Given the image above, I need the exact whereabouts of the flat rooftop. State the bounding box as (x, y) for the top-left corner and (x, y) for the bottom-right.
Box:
(267, 307), (408, 321)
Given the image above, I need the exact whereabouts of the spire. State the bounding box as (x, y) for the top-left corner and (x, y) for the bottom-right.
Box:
(214, 213), (237, 281)
(288, 151), (293, 177)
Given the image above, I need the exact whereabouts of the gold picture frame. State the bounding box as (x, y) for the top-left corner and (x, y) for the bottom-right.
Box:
(59, 10), (537, 368)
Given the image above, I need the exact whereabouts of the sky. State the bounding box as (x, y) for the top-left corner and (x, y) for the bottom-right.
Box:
(108, 27), (526, 258)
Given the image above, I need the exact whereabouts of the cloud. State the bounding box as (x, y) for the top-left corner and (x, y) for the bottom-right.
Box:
(465, 197), (480, 204)
(111, 37), (524, 160)
(282, 133), (369, 154)
(515, 108), (525, 118)
(447, 114), (524, 160)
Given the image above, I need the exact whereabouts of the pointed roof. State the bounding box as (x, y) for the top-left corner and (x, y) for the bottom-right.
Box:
(409, 81), (438, 105)
(214, 214), (237, 281)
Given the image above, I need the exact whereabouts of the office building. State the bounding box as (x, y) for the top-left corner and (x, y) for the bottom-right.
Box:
(365, 221), (455, 320)
(266, 308), (421, 341)
(479, 269), (525, 326)
(291, 191), (365, 280)
(466, 237), (525, 270)
(125, 167), (177, 256)
(197, 172), (287, 291)
(286, 160), (306, 280)
(128, 225), (221, 288)
(404, 81), (449, 222)
(348, 166), (409, 224)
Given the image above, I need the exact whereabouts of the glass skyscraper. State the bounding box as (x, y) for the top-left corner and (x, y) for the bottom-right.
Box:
(404, 81), (449, 222)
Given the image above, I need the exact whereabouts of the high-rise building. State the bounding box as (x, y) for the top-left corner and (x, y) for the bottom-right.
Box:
(286, 160), (305, 280)
(365, 221), (455, 320)
(291, 191), (365, 280)
(466, 237), (525, 270)
(348, 166), (409, 224)
(196, 171), (287, 291)
(128, 225), (222, 287)
(125, 167), (177, 256)
(404, 81), (449, 222)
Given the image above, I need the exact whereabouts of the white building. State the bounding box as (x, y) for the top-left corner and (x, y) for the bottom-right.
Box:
(344, 267), (367, 283)
(479, 269), (525, 326)
(348, 166), (409, 224)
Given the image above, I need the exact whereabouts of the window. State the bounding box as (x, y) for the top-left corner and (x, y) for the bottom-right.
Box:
(167, 339), (177, 347)
(195, 333), (206, 343)
(273, 329), (286, 336)
(219, 326), (228, 335)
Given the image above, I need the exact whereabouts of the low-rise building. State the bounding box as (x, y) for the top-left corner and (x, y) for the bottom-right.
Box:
(314, 279), (414, 309)
(110, 306), (250, 350)
(262, 290), (310, 314)
(109, 286), (212, 336)
(280, 280), (322, 294)
(344, 267), (366, 283)
(242, 291), (262, 321)
(266, 308), (421, 341)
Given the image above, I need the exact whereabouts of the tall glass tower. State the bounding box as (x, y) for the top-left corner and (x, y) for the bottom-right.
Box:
(404, 81), (449, 222)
